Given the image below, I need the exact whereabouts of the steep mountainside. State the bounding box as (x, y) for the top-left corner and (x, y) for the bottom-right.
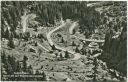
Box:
(1, 1), (127, 81)
(97, 2), (127, 77)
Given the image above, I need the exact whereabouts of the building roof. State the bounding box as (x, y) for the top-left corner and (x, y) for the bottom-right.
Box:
(88, 42), (99, 48)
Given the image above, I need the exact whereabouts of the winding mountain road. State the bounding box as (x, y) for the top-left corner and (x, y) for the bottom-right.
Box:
(40, 20), (103, 60)
(37, 42), (50, 52)
(69, 22), (104, 57)
(69, 22), (105, 43)
(46, 22), (81, 60)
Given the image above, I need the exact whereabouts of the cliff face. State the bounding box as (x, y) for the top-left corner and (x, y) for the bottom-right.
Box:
(93, 2), (127, 77)
(100, 21), (127, 76)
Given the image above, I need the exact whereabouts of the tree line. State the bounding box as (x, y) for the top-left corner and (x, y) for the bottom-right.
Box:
(1, 1), (100, 39)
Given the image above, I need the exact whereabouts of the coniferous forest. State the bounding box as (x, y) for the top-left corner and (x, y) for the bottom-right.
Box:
(1, 1), (127, 81)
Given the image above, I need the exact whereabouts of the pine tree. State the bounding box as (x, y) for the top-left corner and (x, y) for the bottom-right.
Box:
(1, 51), (6, 63)
(51, 45), (56, 50)
(72, 41), (76, 46)
(60, 37), (64, 43)
(72, 29), (76, 34)
(55, 53), (58, 57)
(4, 55), (14, 74)
(35, 70), (39, 75)
(28, 65), (33, 74)
(22, 55), (28, 72)
(65, 51), (69, 58)
(92, 58), (98, 81)
(38, 48), (42, 60)
(81, 47), (86, 55)
(35, 42), (38, 46)
(42, 72), (46, 81)
(15, 60), (20, 72)
(75, 47), (80, 53)
(62, 37), (64, 43)
(8, 38), (15, 48)
(60, 53), (63, 60)
(10, 56), (16, 72)
(6, 62), (13, 74)
(5, 29), (9, 39)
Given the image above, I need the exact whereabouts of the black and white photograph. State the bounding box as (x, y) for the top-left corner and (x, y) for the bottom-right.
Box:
(0, 1), (127, 82)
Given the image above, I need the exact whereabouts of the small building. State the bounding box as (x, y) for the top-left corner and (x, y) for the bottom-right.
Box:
(90, 34), (100, 40)
(88, 42), (99, 54)
(88, 42), (99, 49)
